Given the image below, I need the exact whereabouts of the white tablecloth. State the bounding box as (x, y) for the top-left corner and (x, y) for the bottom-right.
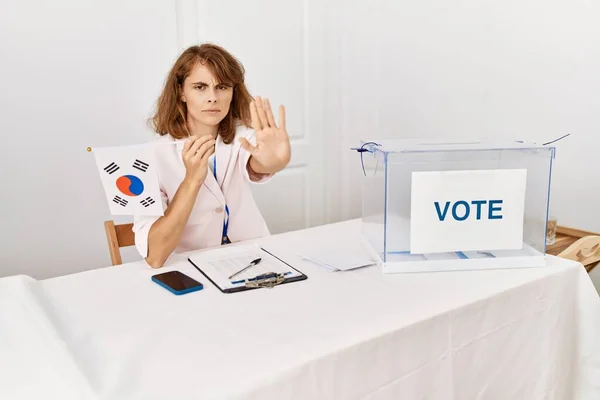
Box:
(1, 220), (599, 399)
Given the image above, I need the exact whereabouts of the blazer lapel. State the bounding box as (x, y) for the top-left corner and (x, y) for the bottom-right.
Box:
(203, 137), (230, 205)
(215, 136), (234, 188)
(203, 172), (225, 205)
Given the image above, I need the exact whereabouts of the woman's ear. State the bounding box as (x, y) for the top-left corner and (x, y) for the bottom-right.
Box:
(178, 85), (186, 103)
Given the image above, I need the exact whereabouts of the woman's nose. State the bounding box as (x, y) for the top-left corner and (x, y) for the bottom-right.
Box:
(207, 88), (217, 103)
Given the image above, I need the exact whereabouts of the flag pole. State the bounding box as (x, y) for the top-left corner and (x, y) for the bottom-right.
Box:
(86, 141), (186, 153)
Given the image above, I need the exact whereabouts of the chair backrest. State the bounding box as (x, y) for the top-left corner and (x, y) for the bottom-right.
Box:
(104, 220), (135, 266)
(557, 235), (600, 273)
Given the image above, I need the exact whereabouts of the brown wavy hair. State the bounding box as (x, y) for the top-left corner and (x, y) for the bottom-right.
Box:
(150, 44), (252, 144)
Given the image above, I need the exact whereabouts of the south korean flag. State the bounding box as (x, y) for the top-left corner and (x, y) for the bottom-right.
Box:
(92, 143), (163, 216)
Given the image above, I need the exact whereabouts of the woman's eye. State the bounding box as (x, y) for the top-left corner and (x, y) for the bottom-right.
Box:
(194, 85), (205, 90)
(218, 85), (228, 90)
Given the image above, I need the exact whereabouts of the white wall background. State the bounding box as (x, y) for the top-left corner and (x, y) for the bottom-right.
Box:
(0, 0), (180, 278)
(1, 0), (599, 280)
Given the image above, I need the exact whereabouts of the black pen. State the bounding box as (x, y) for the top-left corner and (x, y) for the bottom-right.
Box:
(228, 258), (262, 280)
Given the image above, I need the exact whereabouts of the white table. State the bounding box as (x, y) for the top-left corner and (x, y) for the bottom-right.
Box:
(1, 220), (600, 399)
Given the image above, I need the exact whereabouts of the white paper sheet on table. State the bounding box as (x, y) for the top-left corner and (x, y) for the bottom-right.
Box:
(302, 244), (376, 272)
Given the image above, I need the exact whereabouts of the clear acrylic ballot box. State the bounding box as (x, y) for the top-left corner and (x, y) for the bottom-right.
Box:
(357, 139), (555, 273)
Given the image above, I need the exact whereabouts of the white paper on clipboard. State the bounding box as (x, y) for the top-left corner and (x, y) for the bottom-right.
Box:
(188, 244), (302, 291)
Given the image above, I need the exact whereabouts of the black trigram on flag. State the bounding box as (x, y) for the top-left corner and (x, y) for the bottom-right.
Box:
(133, 159), (149, 172)
(104, 162), (120, 175)
(141, 196), (156, 208)
(113, 195), (128, 207)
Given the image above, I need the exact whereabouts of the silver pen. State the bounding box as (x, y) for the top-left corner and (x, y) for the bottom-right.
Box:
(228, 258), (262, 280)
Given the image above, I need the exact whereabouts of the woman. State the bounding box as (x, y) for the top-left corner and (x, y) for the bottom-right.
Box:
(133, 43), (291, 268)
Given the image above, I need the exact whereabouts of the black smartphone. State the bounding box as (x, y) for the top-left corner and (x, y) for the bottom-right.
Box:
(151, 271), (204, 295)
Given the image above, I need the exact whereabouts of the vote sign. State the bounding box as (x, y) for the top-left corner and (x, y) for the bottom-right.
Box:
(410, 169), (527, 254)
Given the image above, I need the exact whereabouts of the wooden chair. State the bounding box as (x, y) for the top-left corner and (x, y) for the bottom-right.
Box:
(557, 236), (600, 273)
(547, 226), (600, 273)
(104, 220), (135, 266)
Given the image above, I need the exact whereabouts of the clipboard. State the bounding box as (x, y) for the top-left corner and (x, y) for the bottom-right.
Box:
(187, 244), (307, 294)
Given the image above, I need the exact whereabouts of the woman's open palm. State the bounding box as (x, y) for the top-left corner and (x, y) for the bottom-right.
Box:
(239, 97), (291, 172)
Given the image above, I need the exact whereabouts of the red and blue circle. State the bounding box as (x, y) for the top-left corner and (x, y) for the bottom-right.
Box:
(116, 175), (144, 196)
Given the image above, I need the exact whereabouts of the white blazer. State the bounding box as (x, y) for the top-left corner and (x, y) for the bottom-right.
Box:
(132, 124), (272, 260)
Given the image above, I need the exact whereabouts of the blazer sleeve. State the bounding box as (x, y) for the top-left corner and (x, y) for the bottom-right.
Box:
(131, 187), (169, 259)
